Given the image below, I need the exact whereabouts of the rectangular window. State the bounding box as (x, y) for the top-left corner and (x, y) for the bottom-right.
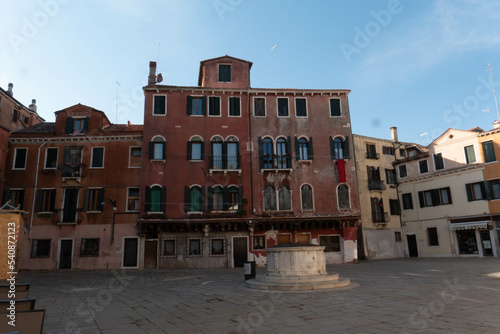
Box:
(434, 153), (444, 170)
(253, 236), (265, 250)
(254, 98), (266, 117)
(464, 145), (476, 164)
(402, 193), (413, 210)
(129, 147), (142, 167)
(218, 64), (231, 82)
(210, 238), (225, 256)
(366, 144), (378, 159)
(91, 147), (104, 168)
(188, 238), (202, 256)
(8, 189), (25, 210)
(277, 98), (289, 117)
(389, 199), (401, 215)
(62, 146), (83, 177)
(209, 96), (221, 116)
(229, 97), (241, 116)
(191, 97), (204, 116)
(382, 146), (395, 155)
(127, 188), (140, 212)
(71, 117), (88, 134)
(152, 142), (165, 160)
(80, 238), (100, 257)
(163, 239), (176, 257)
(395, 232), (402, 243)
(490, 179), (500, 199)
(466, 182), (486, 201)
(398, 165), (408, 178)
(399, 149), (406, 158)
(329, 99), (341, 117)
(36, 189), (55, 212)
(13, 148), (27, 169)
(419, 160), (429, 174)
(153, 95), (166, 115)
(419, 187), (452, 207)
(427, 227), (439, 246)
(385, 169), (397, 185)
(482, 141), (496, 163)
(45, 148), (58, 169)
(31, 239), (51, 258)
(319, 235), (341, 252)
(295, 98), (307, 117)
(86, 188), (103, 212)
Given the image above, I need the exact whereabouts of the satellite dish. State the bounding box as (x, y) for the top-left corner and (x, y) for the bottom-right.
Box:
(157, 73), (163, 83)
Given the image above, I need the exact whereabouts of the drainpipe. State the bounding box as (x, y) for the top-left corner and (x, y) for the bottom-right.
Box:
(29, 141), (48, 239)
(247, 89), (254, 215)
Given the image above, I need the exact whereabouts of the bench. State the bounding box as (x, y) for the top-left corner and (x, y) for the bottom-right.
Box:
(0, 309), (45, 334)
(0, 283), (30, 293)
(0, 290), (28, 300)
(0, 298), (36, 311)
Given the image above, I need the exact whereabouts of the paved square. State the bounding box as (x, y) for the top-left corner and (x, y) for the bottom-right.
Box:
(15, 258), (500, 333)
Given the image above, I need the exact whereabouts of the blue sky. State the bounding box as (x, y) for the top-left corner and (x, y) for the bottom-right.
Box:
(1, 0), (500, 145)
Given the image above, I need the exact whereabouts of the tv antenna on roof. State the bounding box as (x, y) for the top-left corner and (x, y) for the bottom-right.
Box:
(485, 63), (500, 121)
(483, 108), (492, 124)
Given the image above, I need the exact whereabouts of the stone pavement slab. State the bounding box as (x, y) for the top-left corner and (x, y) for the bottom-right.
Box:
(9, 258), (500, 333)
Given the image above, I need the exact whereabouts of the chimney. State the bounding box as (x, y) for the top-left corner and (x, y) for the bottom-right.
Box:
(390, 126), (398, 142)
(127, 120), (131, 127)
(6, 83), (13, 97)
(148, 61), (157, 85)
(29, 99), (37, 112)
(493, 120), (500, 129)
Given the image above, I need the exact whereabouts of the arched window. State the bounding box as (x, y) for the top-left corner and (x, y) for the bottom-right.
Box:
(211, 136), (223, 169)
(146, 185), (165, 213)
(188, 136), (203, 161)
(226, 136), (239, 170)
(228, 186), (239, 211)
(264, 185), (276, 211)
(190, 187), (202, 212)
(276, 137), (290, 168)
(149, 136), (166, 160)
(338, 184), (350, 209)
(212, 186), (223, 211)
(278, 185), (291, 210)
(333, 138), (344, 159)
(262, 138), (274, 169)
(301, 184), (313, 211)
(298, 138), (308, 160)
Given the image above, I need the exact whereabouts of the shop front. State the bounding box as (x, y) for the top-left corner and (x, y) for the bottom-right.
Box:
(451, 221), (496, 257)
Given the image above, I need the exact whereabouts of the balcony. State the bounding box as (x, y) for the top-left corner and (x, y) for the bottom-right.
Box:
(261, 155), (292, 170)
(366, 152), (380, 159)
(209, 155), (241, 173)
(372, 212), (389, 224)
(368, 179), (386, 191)
(52, 208), (84, 225)
(57, 163), (86, 182)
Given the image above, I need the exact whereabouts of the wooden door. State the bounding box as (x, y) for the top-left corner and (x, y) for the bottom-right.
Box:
(144, 240), (158, 268)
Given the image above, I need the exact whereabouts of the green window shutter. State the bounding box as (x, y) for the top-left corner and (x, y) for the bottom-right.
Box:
(344, 136), (350, 159)
(238, 186), (244, 210)
(82, 117), (89, 133)
(308, 138), (314, 160)
(65, 117), (73, 133)
(200, 186), (206, 212)
(202, 96), (207, 116)
(35, 189), (43, 212)
(97, 189), (105, 211)
(187, 96), (193, 115)
(418, 191), (425, 208)
(258, 137), (264, 169)
(84, 189), (90, 211)
(145, 187), (151, 212)
(207, 187), (213, 212)
(294, 137), (299, 160)
(50, 189), (56, 212)
(222, 186), (229, 211)
(465, 184), (473, 202)
(484, 181), (492, 200)
(330, 137), (335, 159)
(160, 186), (166, 213)
(187, 141), (192, 160)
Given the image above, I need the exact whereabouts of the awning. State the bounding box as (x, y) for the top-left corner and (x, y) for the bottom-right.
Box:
(450, 221), (490, 231)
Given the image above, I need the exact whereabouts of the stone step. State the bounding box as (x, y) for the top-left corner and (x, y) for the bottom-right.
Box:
(246, 277), (350, 291)
(254, 273), (340, 284)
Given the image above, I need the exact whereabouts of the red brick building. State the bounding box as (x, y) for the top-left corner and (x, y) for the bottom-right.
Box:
(139, 56), (360, 269)
(4, 104), (142, 270)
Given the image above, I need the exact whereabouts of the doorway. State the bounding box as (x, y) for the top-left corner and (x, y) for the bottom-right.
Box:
(123, 237), (139, 268)
(407, 234), (418, 257)
(233, 237), (248, 268)
(58, 239), (73, 269)
(480, 230), (493, 256)
(144, 240), (158, 268)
